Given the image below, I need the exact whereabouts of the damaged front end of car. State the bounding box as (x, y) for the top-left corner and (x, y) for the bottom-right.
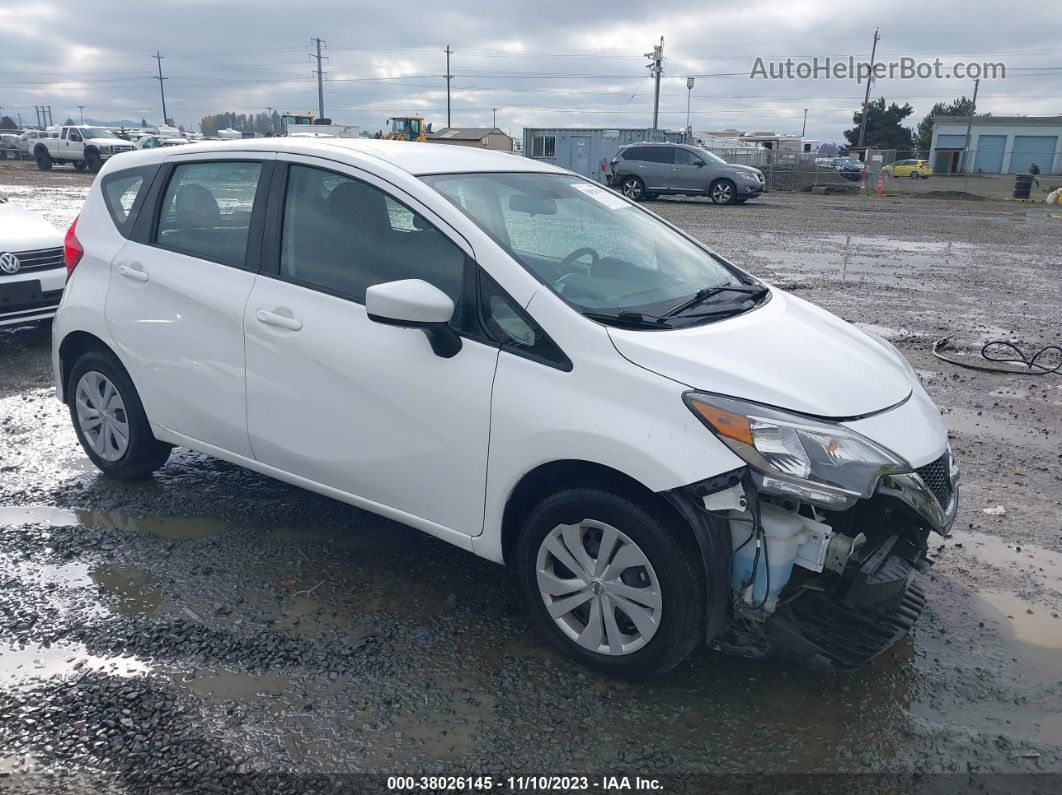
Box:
(673, 391), (958, 670)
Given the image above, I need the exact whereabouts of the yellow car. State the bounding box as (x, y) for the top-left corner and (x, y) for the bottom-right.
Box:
(885, 159), (932, 179)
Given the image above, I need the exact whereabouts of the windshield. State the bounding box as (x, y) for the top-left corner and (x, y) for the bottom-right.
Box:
(79, 128), (114, 139)
(422, 172), (751, 322)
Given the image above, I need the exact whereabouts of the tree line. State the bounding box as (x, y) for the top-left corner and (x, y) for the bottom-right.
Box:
(199, 111), (284, 138)
(842, 95), (982, 154)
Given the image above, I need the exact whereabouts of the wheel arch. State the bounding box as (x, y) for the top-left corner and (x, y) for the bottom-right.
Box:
(57, 330), (115, 404)
(499, 459), (692, 567)
(33, 143), (49, 157)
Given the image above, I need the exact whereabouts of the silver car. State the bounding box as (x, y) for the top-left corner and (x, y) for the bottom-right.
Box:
(610, 142), (765, 204)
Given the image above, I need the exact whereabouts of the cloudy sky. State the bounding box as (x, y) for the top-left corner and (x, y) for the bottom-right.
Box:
(2, 0), (1059, 142)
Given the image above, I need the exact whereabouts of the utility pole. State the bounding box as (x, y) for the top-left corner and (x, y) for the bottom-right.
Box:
(802, 108), (808, 137)
(856, 28), (879, 149)
(311, 38), (326, 121)
(685, 77), (695, 143)
(78, 105), (85, 124)
(645, 37), (664, 137)
(152, 51), (168, 126)
(961, 78), (980, 174)
(492, 108), (497, 127)
(445, 45), (453, 128)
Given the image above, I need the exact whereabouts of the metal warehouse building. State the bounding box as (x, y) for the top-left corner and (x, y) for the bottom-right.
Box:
(523, 128), (686, 182)
(429, 127), (514, 152)
(929, 116), (1062, 175)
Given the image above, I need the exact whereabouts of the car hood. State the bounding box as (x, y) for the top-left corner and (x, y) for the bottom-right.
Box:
(86, 137), (131, 147)
(607, 288), (912, 418)
(727, 163), (762, 176)
(0, 202), (63, 251)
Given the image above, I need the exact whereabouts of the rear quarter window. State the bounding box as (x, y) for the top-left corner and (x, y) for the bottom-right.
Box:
(101, 165), (159, 239)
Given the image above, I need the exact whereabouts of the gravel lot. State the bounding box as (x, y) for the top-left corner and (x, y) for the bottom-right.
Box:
(1, 162), (1060, 792)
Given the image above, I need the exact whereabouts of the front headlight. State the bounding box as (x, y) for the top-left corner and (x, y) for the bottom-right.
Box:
(98, 145), (112, 153)
(684, 392), (912, 509)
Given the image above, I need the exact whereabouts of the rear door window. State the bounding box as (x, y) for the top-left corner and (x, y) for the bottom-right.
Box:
(153, 161), (264, 267)
(101, 165), (159, 239)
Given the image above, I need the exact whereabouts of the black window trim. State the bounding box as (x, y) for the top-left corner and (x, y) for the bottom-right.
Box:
(139, 157), (274, 272)
(101, 163), (162, 240)
(476, 269), (572, 372)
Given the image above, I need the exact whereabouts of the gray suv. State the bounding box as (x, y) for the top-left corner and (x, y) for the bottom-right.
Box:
(609, 143), (765, 204)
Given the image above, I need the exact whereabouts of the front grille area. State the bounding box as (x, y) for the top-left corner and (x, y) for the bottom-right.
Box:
(4, 246), (64, 273)
(916, 453), (953, 509)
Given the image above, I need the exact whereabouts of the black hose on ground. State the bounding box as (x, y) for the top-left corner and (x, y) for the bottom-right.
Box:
(932, 337), (1061, 376)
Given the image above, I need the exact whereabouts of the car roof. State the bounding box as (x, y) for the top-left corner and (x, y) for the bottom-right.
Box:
(111, 137), (564, 177)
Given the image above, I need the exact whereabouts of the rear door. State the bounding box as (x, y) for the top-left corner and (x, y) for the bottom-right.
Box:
(105, 153), (274, 457)
(642, 146), (675, 190)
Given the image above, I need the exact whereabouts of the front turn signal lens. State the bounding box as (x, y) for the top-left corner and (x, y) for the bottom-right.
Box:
(687, 400), (753, 446)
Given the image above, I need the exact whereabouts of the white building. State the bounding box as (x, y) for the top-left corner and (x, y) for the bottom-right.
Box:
(929, 116), (1062, 175)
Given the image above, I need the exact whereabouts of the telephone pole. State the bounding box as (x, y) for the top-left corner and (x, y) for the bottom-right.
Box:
(445, 45), (453, 128)
(311, 38), (326, 120)
(961, 78), (980, 173)
(492, 108), (497, 127)
(802, 108), (808, 137)
(152, 51), (168, 126)
(78, 105), (85, 124)
(856, 28), (879, 149)
(645, 37), (664, 137)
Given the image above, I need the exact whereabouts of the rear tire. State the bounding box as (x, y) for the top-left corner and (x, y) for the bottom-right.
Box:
(35, 150), (52, 171)
(516, 487), (706, 678)
(68, 349), (172, 480)
(620, 176), (645, 201)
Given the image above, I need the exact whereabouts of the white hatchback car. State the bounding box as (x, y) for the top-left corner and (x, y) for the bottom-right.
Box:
(52, 139), (957, 676)
(0, 195), (65, 326)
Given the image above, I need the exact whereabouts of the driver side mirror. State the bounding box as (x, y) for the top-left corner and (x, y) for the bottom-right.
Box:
(695, 160), (705, 167)
(365, 279), (462, 358)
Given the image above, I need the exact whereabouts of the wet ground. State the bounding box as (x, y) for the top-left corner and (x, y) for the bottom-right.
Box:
(1, 162), (1061, 792)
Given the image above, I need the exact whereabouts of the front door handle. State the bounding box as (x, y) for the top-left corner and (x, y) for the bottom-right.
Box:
(255, 309), (303, 332)
(117, 264), (149, 283)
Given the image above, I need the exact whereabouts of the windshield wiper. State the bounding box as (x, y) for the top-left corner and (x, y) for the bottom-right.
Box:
(661, 284), (768, 318)
(582, 310), (670, 329)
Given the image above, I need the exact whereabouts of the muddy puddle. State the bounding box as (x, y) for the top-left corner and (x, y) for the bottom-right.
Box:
(0, 642), (150, 687)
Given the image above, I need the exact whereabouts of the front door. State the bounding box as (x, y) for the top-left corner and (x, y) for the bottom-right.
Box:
(571, 136), (590, 177)
(671, 148), (707, 192)
(243, 157), (499, 536)
(106, 155), (272, 457)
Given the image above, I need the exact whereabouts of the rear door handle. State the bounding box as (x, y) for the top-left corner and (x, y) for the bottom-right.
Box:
(255, 309), (303, 332)
(117, 264), (149, 283)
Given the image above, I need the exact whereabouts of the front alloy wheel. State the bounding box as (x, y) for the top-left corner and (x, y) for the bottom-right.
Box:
(710, 180), (736, 204)
(537, 519), (662, 655)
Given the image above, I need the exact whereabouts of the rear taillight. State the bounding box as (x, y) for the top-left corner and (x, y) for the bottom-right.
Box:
(64, 214), (84, 278)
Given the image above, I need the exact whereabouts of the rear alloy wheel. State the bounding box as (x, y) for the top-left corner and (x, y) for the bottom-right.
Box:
(516, 488), (707, 678)
(710, 179), (736, 205)
(620, 176), (645, 201)
(69, 350), (172, 479)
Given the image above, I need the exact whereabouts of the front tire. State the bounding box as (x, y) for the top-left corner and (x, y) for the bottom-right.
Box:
(620, 176), (645, 201)
(516, 488), (706, 678)
(68, 350), (172, 480)
(73, 161), (88, 172)
(710, 179), (736, 205)
(85, 151), (102, 172)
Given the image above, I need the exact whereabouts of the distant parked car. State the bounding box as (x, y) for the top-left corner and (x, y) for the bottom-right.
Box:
(18, 130), (57, 156)
(0, 133), (20, 160)
(609, 143), (765, 204)
(884, 159), (932, 179)
(0, 194), (65, 326)
(134, 135), (187, 150)
(33, 126), (135, 172)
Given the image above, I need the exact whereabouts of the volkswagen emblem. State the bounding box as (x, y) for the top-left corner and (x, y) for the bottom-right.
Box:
(0, 252), (19, 275)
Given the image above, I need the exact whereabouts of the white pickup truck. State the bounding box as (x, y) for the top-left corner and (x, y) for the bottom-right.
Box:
(33, 126), (134, 172)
